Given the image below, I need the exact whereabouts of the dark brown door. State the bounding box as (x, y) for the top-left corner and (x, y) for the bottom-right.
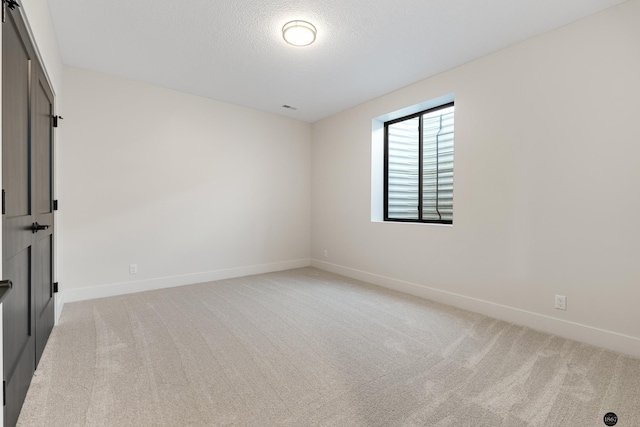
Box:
(2, 5), (55, 427)
(31, 61), (55, 368)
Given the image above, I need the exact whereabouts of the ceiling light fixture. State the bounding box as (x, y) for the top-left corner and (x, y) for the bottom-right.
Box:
(282, 20), (316, 47)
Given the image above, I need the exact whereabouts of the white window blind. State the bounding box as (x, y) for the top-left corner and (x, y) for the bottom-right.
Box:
(385, 104), (454, 223)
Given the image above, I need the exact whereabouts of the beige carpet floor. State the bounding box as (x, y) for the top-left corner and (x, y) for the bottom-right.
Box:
(17, 267), (640, 426)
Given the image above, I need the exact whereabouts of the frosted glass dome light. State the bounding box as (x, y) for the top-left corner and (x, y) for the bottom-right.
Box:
(282, 20), (316, 47)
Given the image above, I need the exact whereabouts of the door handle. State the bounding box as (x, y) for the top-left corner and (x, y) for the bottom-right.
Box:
(31, 222), (49, 233)
(0, 279), (12, 304)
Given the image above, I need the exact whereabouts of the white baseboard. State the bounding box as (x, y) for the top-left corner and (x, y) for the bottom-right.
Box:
(311, 259), (640, 359)
(60, 259), (311, 308)
(55, 293), (65, 324)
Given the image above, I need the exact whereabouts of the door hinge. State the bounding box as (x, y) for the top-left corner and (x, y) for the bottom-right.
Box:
(52, 115), (63, 128)
(2, 189), (5, 214)
(53, 199), (59, 211)
(53, 282), (59, 293)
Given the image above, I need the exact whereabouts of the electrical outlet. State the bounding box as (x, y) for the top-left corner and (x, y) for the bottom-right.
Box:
(129, 264), (138, 275)
(555, 295), (566, 310)
(323, 249), (328, 258)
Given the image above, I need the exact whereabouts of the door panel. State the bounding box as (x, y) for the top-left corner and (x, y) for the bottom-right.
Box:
(2, 6), (55, 427)
(34, 234), (53, 365)
(3, 250), (32, 373)
(2, 8), (35, 427)
(32, 64), (55, 367)
(33, 77), (53, 215)
(2, 251), (34, 427)
(2, 14), (30, 217)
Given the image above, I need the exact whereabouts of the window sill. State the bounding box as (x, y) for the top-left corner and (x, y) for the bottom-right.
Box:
(371, 220), (453, 227)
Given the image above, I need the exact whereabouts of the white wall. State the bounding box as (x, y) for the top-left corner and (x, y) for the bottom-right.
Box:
(311, 0), (640, 357)
(59, 66), (311, 302)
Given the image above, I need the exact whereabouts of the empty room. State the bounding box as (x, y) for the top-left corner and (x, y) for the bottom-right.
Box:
(2, 0), (639, 426)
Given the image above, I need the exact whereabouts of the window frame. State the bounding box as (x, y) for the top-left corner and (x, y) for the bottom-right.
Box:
(383, 101), (454, 224)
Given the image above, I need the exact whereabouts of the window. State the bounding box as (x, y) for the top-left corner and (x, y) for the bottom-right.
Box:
(384, 103), (454, 224)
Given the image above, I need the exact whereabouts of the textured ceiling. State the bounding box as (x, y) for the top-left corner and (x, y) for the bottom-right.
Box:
(48, 0), (627, 122)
